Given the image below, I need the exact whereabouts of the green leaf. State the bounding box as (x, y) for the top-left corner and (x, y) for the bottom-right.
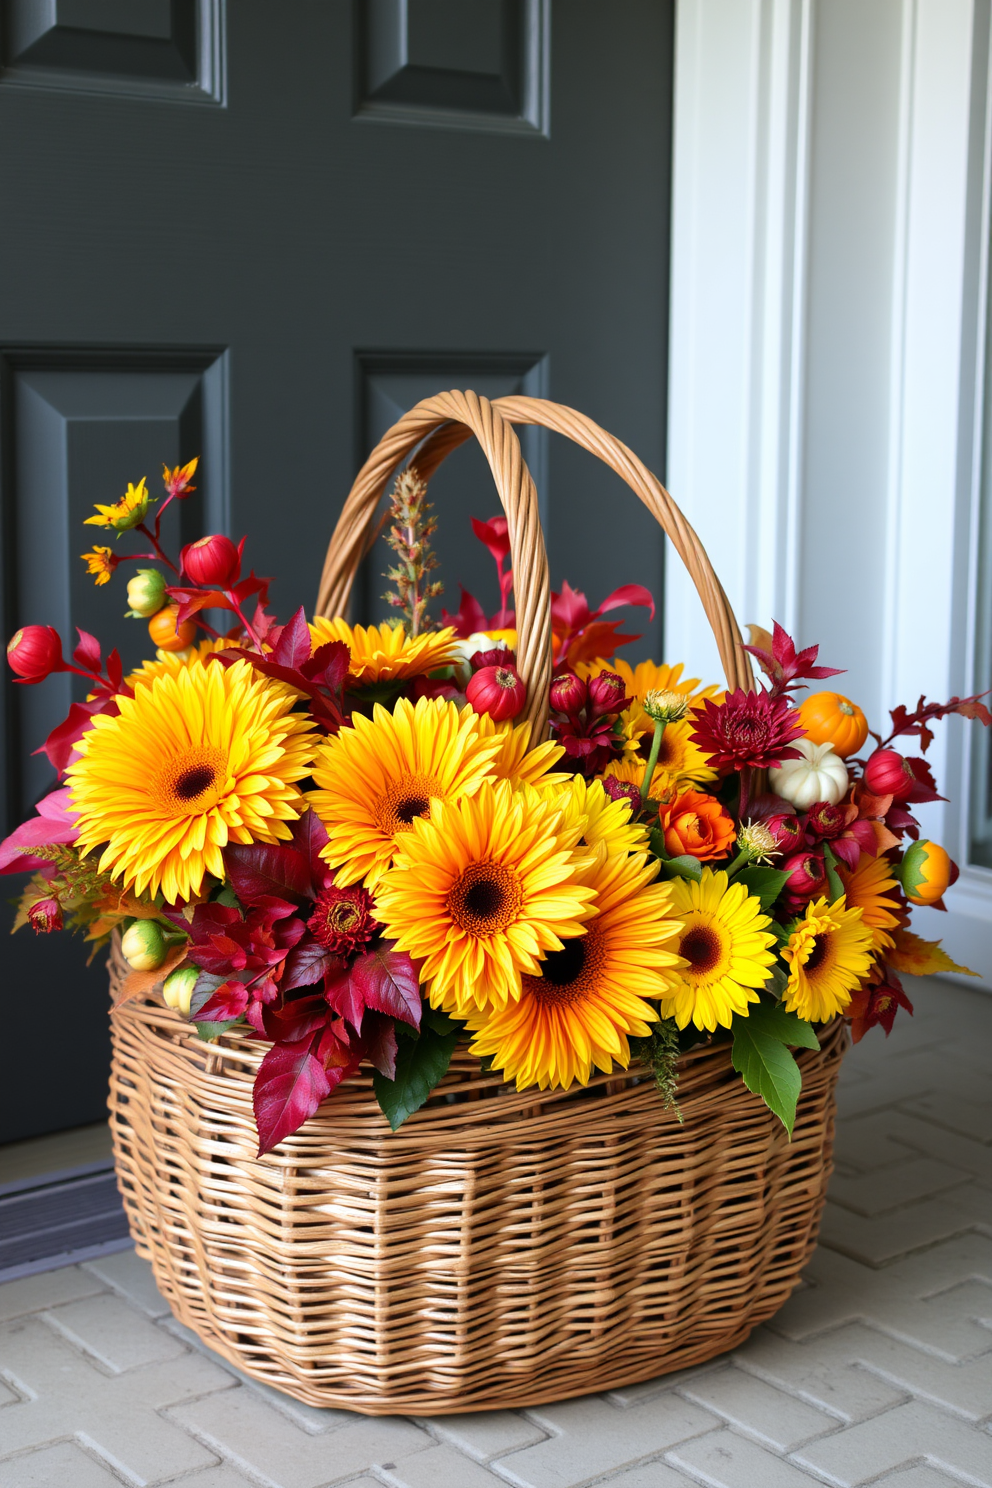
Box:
(422, 1006), (462, 1037)
(822, 846), (844, 904)
(730, 1001), (819, 1135)
(194, 1018), (240, 1042)
(763, 963), (789, 1000)
(373, 1024), (459, 1131)
(658, 854), (703, 882)
(648, 827), (669, 860)
(738, 866), (790, 911)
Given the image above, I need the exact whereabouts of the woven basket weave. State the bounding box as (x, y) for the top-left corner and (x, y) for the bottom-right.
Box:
(108, 392), (846, 1415)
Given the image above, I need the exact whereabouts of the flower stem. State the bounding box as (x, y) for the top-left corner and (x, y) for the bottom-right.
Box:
(136, 523), (180, 575)
(738, 765), (753, 821)
(725, 848), (751, 878)
(640, 722), (666, 803)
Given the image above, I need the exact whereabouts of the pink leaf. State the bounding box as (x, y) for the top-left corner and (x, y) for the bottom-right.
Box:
(350, 942), (422, 1027)
(253, 1039), (331, 1155)
(37, 698), (113, 773)
(595, 583), (656, 623)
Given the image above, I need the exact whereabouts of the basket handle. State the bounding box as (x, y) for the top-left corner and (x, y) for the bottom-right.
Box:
(317, 392), (754, 722)
(406, 396), (754, 693)
(316, 390), (553, 737)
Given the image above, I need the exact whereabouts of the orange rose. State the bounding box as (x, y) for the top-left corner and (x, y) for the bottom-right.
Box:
(657, 788), (735, 862)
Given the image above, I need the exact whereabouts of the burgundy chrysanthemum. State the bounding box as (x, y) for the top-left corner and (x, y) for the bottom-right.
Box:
(602, 776), (642, 810)
(689, 689), (805, 772)
(308, 885), (381, 956)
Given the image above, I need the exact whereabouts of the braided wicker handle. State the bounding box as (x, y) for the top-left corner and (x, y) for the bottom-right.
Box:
(317, 391), (754, 738)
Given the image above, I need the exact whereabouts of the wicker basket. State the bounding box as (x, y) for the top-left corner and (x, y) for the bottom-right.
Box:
(108, 392), (846, 1415)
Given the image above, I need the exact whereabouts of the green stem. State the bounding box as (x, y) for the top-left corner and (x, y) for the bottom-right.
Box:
(640, 721), (666, 803)
(725, 847), (751, 878)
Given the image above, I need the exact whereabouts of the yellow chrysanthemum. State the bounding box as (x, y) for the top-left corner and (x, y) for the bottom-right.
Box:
(127, 637), (232, 688)
(466, 847), (683, 1090)
(541, 773), (650, 855)
(660, 868), (777, 1031)
(309, 617), (459, 683)
(781, 896), (874, 1023)
(308, 695), (502, 889)
(375, 777), (596, 1014)
(83, 477), (152, 532)
(66, 660), (315, 904)
(475, 714), (566, 788)
(80, 546), (117, 586)
(837, 853), (901, 953)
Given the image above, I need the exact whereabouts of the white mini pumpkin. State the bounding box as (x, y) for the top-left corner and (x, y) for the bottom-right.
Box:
(769, 738), (849, 809)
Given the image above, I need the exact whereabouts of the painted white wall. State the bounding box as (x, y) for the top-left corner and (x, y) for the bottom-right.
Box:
(668, 0), (992, 983)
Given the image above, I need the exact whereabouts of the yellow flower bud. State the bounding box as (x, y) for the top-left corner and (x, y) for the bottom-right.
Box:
(120, 919), (167, 972)
(162, 965), (198, 1016)
(126, 568), (167, 617)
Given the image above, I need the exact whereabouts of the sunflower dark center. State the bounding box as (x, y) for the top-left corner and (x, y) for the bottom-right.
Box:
(396, 794), (430, 824)
(541, 938), (587, 985)
(464, 878), (505, 918)
(174, 764), (215, 800)
(680, 925), (722, 974)
(805, 936), (828, 973)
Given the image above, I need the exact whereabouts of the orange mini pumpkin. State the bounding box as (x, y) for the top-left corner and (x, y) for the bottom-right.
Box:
(797, 691), (868, 759)
(147, 604), (196, 653)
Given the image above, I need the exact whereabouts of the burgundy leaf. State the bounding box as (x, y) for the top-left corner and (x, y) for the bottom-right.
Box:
(830, 837), (861, 870)
(261, 994), (330, 1045)
(323, 963), (369, 1032)
(105, 648), (124, 691)
(281, 936), (345, 993)
(72, 627), (102, 674)
(223, 843), (312, 904)
(253, 1038), (331, 1155)
(271, 606), (312, 669)
(440, 585), (488, 638)
(289, 809), (330, 890)
(361, 1012), (398, 1079)
(301, 640), (350, 693)
(551, 579), (591, 633)
(350, 942), (422, 1028)
(196, 981), (250, 1022)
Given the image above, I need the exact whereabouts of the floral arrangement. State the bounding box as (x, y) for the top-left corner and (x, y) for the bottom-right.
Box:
(3, 459), (987, 1154)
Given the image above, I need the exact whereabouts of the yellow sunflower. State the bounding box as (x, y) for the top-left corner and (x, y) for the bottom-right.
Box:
(66, 660), (315, 904)
(781, 896), (874, 1022)
(837, 852), (901, 953)
(620, 714), (719, 785)
(660, 868), (777, 1031)
(83, 477), (152, 532)
(127, 637), (232, 688)
(467, 847), (683, 1090)
(475, 714), (566, 788)
(542, 773), (650, 855)
(582, 657), (722, 732)
(308, 695), (502, 889)
(375, 777), (596, 1015)
(309, 617), (459, 684)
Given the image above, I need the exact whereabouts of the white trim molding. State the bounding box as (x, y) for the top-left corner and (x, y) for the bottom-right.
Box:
(669, 0), (992, 986)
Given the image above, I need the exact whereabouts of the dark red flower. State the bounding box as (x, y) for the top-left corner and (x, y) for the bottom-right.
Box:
(689, 689), (805, 772)
(767, 812), (803, 851)
(308, 885), (381, 957)
(469, 646), (515, 671)
(602, 776), (641, 810)
(780, 849), (827, 909)
(587, 671), (630, 718)
(181, 533), (241, 589)
(863, 749), (944, 806)
(7, 625), (66, 683)
(27, 896), (62, 933)
(466, 664), (527, 721)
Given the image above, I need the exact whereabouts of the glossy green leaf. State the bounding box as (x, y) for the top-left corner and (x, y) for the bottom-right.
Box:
(373, 1023), (459, 1132)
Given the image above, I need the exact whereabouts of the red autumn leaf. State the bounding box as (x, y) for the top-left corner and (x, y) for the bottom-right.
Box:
(471, 515), (510, 563)
(260, 994), (332, 1045)
(271, 606), (312, 669)
(289, 808), (330, 890)
(323, 961), (368, 1032)
(441, 585), (489, 638)
(350, 942), (422, 1028)
(196, 980), (250, 1022)
(72, 627), (102, 674)
(360, 1011), (398, 1079)
(281, 937), (345, 993)
(253, 1038), (332, 1155)
(223, 843), (313, 905)
(105, 648), (124, 691)
(301, 640), (350, 693)
(743, 620), (843, 696)
(37, 697), (118, 773)
(596, 582), (656, 622)
(0, 788), (79, 874)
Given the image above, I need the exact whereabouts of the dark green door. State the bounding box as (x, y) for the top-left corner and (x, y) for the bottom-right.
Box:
(0, 0), (673, 1141)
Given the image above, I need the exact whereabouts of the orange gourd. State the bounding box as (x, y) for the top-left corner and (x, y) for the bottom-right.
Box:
(147, 604), (196, 653)
(797, 691), (868, 759)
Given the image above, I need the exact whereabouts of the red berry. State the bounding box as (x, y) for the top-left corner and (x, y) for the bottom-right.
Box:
(466, 664), (527, 722)
(587, 671), (628, 717)
(6, 625), (65, 682)
(780, 849), (827, 900)
(863, 748), (915, 802)
(181, 534), (241, 589)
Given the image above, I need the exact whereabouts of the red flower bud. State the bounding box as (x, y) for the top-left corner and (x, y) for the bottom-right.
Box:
(587, 671), (628, 718)
(863, 748), (915, 802)
(767, 812), (803, 850)
(470, 646), (515, 672)
(27, 896), (63, 933)
(780, 849), (827, 903)
(181, 533), (241, 589)
(6, 625), (65, 683)
(466, 664), (527, 722)
(805, 801), (850, 840)
(550, 671), (588, 717)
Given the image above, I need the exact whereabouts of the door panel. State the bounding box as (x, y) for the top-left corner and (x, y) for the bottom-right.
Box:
(0, 0), (673, 1141)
